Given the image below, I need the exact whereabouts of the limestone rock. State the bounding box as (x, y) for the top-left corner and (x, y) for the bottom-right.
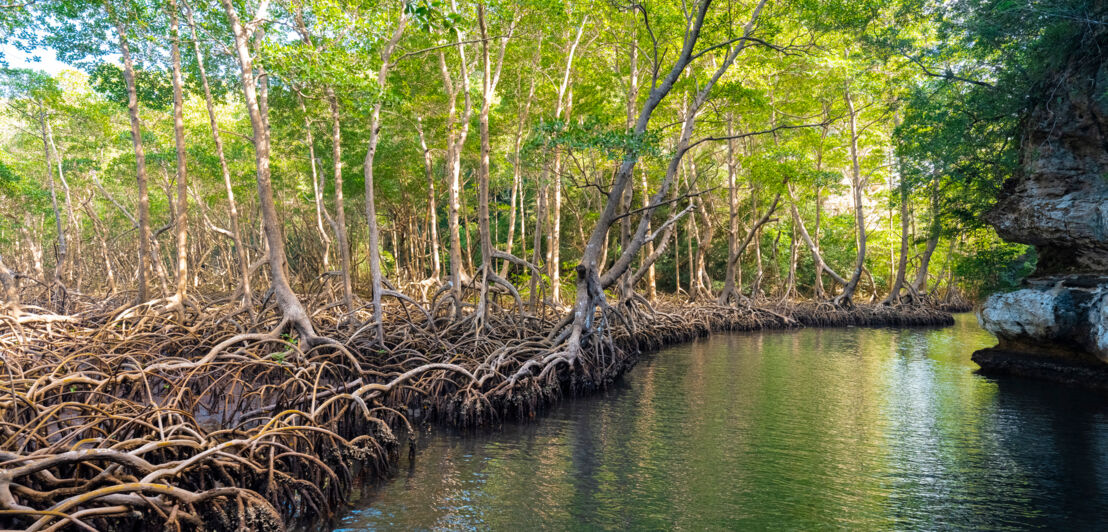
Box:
(985, 73), (1108, 274)
(979, 287), (1062, 341)
(974, 19), (1108, 384)
(1090, 289), (1108, 360)
(977, 276), (1108, 367)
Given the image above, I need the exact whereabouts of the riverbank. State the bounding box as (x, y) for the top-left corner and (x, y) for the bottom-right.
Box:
(0, 298), (952, 531)
(422, 301), (954, 428)
(340, 315), (1105, 531)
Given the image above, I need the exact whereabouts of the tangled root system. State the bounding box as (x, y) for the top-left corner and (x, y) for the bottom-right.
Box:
(0, 289), (953, 531)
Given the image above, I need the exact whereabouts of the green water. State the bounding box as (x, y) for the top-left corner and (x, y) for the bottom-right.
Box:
(337, 315), (1108, 530)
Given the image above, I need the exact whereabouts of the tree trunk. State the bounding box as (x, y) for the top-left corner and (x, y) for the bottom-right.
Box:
(476, 5), (495, 293)
(810, 105), (832, 298)
(546, 0), (766, 369)
(548, 147), (564, 304)
(933, 236), (957, 297)
(672, 161), (683, 296)
(53, 136), (80, 290)
(84, 198), (117, 295)
(23, 212), (44, 282)
(674, 217), (681, 294)
(461, 192), (474, 274)
(439, 40), (474, 318)
(911, 173), (942, 294)
(718, 193), (781, 304)
(474, 6), (515, 326)
(548, 18), (587, 305)
(328, 92), (354, 316)
(168, 0), (189, 310)
(390, 223), (399, 277)
(786, 184), (847, 288)
(814, 186), (824, 297)
(750, 185), (763, 297)
(313, 141), (332, 269)
(690, 156), (714, 300)
(620, 25), (640, 301)
(884, 169), (912, 304)
(297, 94), (333, 269)
(686, 205), (696, 297)
(783, 222), (798, 300)
(0, 252), (18, 313)
(147, 203), (171, 296)
(529, 184), (546, 308)
(107, 1), (151, 304)
(183, 1), (252, 310)
(640, 166), (656, 300)
(837, 83), (866, 306)
(693, 198), (715, 300)
(38, 105), (65, 288)
(519, 181), (527, 264)
(220, 0), (318, 341)
(361, 13), (407, 339)
(408, 213), (419, 277)
(45, 116), (76, 289)
(721, 114), (740, 303)
(501, 42), (538, 278)
(591, 0), (765, 304)
(415, 116), (441, 280)
(770, 224), (782, 295)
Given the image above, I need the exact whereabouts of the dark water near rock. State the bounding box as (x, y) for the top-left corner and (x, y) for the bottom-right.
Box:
(337, 315), (1108, 530)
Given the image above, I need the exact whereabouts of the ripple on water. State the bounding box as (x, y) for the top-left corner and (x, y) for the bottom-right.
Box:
(338, 315), (1108, 531)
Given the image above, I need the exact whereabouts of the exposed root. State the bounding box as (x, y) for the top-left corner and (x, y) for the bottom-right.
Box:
(0, 286), (954, 531)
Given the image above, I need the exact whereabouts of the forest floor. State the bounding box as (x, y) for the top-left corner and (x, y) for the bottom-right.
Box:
(0, 292), (956, 531)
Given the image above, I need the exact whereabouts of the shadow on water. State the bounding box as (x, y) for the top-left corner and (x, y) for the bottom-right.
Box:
(335, 315), (1108, 531)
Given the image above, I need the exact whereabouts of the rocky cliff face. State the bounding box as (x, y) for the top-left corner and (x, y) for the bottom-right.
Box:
(973, 26), (1108, 384)
(985, 57), (1108, 275)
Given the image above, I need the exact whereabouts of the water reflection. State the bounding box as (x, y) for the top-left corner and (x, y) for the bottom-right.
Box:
(337, 315), (1108, 531)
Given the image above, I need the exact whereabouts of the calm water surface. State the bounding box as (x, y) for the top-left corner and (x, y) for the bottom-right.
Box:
(337, 315), (1108, 530)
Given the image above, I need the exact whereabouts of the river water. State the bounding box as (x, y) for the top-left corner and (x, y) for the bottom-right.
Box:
(337, 315), (1108, 530)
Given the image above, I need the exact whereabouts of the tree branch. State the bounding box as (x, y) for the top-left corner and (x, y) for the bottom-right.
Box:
(689, 118), (834, 150)
(904, 54), (994, 88)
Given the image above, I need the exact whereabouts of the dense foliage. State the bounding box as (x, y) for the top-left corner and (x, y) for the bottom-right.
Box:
(0, 0), (1051, 311)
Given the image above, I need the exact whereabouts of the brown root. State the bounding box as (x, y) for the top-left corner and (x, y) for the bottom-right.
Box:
(0, 283), (953, 531)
